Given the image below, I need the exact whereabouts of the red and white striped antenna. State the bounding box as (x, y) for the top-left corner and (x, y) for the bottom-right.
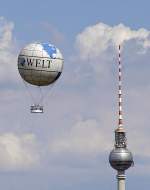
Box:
(115, 44), (126, 147)
(118, 45), (123, 129)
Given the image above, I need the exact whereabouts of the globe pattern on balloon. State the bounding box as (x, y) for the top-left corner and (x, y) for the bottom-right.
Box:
(18, 42), (63, 86)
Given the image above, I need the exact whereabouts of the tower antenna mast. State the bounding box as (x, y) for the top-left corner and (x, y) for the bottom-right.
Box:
(118, 45), (123, 128)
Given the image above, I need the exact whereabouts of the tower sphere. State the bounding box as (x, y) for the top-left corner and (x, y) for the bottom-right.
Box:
(109, 148), (133, 171)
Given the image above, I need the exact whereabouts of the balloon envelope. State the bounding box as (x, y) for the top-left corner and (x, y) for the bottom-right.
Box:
(18, 42), (63, 86)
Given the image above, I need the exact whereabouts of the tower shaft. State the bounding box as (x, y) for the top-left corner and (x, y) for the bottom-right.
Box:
(117, 171), (126, 190)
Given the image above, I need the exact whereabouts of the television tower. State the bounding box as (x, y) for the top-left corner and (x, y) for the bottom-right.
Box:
(109, 45), (134, 190)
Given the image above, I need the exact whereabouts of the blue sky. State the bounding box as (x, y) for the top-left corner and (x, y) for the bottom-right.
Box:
(0, 0), (150, 190)
(1, 0), (150, 44)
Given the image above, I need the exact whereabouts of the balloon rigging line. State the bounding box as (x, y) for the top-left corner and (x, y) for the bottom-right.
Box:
(23, 80), (36, 104)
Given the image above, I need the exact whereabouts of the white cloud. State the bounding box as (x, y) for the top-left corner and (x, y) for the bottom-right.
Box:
(49, 119), (111, 156)
(0, 17), (18, 84)
(76, 22), (150, 60)
(0, 133), (39, 170)
(0, 17), (14, 50)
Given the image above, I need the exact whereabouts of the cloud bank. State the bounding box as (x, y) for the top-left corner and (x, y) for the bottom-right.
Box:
(49, 119), (110, 155)
(76, 22), (150, 60)
(0, 133), (39, 170)
(0, 17), (18, 84)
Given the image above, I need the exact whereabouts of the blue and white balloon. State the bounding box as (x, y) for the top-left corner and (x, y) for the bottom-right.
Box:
(18, 42), (63, 86)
